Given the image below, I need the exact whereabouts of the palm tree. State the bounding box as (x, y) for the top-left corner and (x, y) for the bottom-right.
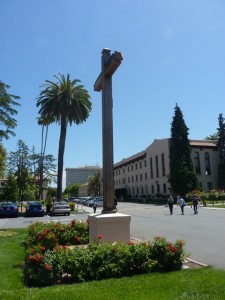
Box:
(37, 116), (50, 200)
(36, 73), (92, 201)
(0, 81), (20, 140)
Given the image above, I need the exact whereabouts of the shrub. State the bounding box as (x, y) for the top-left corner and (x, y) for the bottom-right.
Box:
(24, 221), (187, 287)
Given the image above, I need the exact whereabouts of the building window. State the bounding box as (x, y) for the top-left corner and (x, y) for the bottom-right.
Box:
(119, 169), (121, 175)
(141, 186), (144, 194)
(140, 174), (142, 181)
(145, 185), (148, 194)
(131, 164), (133, 171)
(119, 179), (121, 185)
(155, 155), (159, 177)
(151, 185), (154, 194)
(150, 157), (153, 178)
(145, 172), (147, 180)
(135, 163), (137, 170)
(132, 187), (135, 194)
(205, 152), (211, 175)
(194, 151), (201, 175)
(132, 176), (134, 183)
(161, 153), (165, 176)
(136, 186), (139, 195)
(207, 182), (212, 191)
(128, 177), (130, 183)
(128, 166), (130, 172)
(123, 167), (125, 174)
(144, 160), (146, 167)
(122, 178), (126, 184)
(136, 175), (138, 182)
(163, 183), (166, 193)
(140, 161), (142, 169)
(157, 183), (160, 193)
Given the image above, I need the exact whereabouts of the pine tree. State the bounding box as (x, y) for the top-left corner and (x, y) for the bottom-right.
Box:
(169, 104), (199, 196)
(217, 113), (225, 189)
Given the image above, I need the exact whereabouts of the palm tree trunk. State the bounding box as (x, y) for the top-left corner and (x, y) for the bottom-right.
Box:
(57, 117), (67, 201)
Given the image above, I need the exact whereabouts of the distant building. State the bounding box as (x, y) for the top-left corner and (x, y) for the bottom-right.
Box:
(114, 138), (218, 197)
(65, 166), (101, 186)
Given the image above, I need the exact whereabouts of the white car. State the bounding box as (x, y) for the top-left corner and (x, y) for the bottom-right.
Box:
(50, 202), (71, 216)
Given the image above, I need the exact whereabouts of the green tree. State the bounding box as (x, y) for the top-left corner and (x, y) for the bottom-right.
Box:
(0, 143), (7, 177)
(88, 171), (100, 196)
(169, 104), (199, 196)
(0, 81), (20, 140)
(36, 74), (92, 201)
(217, 113), (225, 189)
(205, 133), (219, 140)
(3, 173), (19, 201)
(64, 183), (80, 197)
(7, 140), (33, 201)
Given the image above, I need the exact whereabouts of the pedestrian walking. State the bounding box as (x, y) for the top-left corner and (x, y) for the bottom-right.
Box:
(93, 201), (97, 213)
(192, 195), (199, 214)
(167, 195), (174, 215)
(114, 198), (118, 211)
(177, 196), (186, 215)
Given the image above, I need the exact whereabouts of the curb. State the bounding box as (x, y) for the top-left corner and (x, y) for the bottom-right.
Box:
(185, 258), (208, 267)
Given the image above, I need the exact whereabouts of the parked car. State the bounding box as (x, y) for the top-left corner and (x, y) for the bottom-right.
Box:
(50, 201), (71, 216)
(89, 197), (104, 207)
(0, 202), (19, 217)
(25, 201), (45, 217)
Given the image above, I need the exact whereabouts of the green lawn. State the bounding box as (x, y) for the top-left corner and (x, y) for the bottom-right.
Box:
(1, 229), (225, 300)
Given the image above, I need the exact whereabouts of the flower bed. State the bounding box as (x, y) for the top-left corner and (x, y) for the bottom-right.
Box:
(24, 220), (187, 287)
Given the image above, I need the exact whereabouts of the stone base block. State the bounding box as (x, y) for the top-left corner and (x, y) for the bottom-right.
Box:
(88, 213), (131, 244)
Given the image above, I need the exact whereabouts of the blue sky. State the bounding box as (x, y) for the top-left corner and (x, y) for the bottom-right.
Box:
(1, 0), (225, 187)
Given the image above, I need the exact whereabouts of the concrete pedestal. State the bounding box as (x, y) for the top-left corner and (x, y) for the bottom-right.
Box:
(88, 213), (131, 244)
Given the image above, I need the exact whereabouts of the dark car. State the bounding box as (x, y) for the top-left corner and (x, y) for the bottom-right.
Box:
(25, 201), (45, 217)
(0, 202), (19, 218)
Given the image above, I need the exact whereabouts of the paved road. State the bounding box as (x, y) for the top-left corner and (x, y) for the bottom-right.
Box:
(1, 203), (225, 270)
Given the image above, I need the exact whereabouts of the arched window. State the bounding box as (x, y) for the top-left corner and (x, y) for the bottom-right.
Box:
(194, 152), (201, 175)
(205, 152), (211, 175)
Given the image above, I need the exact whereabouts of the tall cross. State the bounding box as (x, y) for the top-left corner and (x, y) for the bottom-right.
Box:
(94, 48), (123, 213)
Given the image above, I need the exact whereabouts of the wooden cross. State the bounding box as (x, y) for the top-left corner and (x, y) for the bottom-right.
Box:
(94, 48), (123, 213)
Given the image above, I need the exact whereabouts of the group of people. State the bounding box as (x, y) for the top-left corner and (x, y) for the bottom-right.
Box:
(166, 195), (199, 215)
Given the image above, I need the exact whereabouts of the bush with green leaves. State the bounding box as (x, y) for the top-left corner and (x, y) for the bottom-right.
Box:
(24, 222), (187, 287)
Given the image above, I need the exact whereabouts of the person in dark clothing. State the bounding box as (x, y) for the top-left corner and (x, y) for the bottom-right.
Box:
(192, 195), (199, 214)
(114, 198), (118, 211)
(93, 201), (97, 213)
(167, 196), (174, 215)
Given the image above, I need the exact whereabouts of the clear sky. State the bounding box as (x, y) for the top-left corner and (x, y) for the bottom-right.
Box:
(1, 0), (225, 187)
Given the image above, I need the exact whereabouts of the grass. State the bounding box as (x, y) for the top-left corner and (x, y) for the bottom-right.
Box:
(1, 229), (225, 300)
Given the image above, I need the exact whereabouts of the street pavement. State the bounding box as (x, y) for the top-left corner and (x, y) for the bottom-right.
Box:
(0, 202), (224, 270)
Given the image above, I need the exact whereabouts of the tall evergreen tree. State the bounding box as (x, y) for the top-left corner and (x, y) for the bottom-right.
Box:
(217, 113), (225, 189)
(169, 104), (199, 196)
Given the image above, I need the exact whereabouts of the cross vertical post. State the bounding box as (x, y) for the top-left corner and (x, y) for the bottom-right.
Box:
(94, 48), (123, 213)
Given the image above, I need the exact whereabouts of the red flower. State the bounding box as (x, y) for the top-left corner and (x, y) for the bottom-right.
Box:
(97, 234), (102, 239)
(75, 237), (81, 243)
(44, 264), (51, 271)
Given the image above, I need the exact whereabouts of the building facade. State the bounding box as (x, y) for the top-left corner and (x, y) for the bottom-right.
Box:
(114, 139), (218, 197)
(65, 166), (101, 186)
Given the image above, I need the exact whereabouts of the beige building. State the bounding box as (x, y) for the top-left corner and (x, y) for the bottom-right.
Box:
(65, 166), (101, 186)
(114, 139), (218, 197)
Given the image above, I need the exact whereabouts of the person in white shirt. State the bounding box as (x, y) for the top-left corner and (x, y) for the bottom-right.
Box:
(177, 196), (186, 215)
